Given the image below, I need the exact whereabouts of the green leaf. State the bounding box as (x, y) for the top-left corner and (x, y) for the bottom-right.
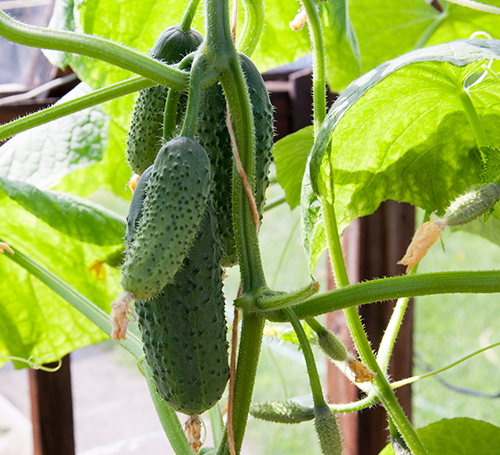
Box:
(379, 418), (500, 455)
(301, 171), (327, 275)
(0, 83), (109, 189)
(0, 198), (122, 369)
(480, 146), (500, 184)
(43, 0), (78, 68)
(273, 126), (314, 210)
(0, 177), (125, 246)
(323, 0), (439, 92)
(304, 39), (500, 271)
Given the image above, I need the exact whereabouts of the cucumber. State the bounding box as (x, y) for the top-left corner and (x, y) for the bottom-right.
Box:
(195, 53), (274, 266)
(121, 137), (211, 300)
(135, 201), (229, 415)
(126, 26), (203, 175)
(444, 183), (500, 226)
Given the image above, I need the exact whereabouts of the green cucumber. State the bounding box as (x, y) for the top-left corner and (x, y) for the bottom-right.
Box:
(444, 183), (500, 226)
(250, 401), (315, 424)
(135, 201), (229, 415)
(121, 137), (210, 300)
(195, 53), (274, 266)
(126, 25), (203, 175)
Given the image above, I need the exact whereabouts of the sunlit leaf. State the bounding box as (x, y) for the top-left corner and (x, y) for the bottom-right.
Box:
(0, 177), (125, 246)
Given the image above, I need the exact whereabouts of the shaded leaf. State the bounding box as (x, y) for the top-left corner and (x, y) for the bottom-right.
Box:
(0, 83), (109, 189)
(0, 177), (125, 246)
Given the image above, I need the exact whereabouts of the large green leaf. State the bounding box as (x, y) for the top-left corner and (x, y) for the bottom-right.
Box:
(0, 177), (125, 246)
(0, 197), (122, 368)
(323, 0), (439, 92)
(0, 82), (109, 189)
(304, 39), (500, 271)
(379, 418), (500, 455)
(273, 126), (314, 210)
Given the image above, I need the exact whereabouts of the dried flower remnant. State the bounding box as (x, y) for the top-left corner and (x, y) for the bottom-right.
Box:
(0, 242), (13, 255)
(398, 220), (447, 273)
(110, 291), (135, 340)
(184, 415), (202, 454)
(347, 355), (377, 383)
(290, 8), (307, 31)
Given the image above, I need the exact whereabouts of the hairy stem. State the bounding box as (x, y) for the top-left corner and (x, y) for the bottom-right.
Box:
(236, 0), (265, 56)
(180, 0), (202, 32)
(217, 312), (265, 455)
(284, 308), (326, 406)
(0, 77), (153, 142)
(264, 270), (500, 321)
(140, 359), (194, 455)
(0, 9), (188, 89)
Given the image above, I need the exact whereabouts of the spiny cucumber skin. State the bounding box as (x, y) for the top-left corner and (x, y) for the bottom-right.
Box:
(135, 202), (229, 415)
(126, 26), (203, 175)
(314, 405), (343, 455)
(121, 137), (211, 300)
(196, 82), (236, 265)
(195, 54), (274, 266)
(317, 329), (348, 362)
(445, 183), (500, 226)
(239, 53), (275, 220)
(250, 401), (315, 424)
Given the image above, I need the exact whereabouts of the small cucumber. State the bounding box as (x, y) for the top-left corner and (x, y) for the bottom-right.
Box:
(135, 201), (229, 415)
(121, 137), (211, 300)
(444, 183), (500, 226)
(250, 401), (315, 424)
(195, 54), (274, 266)
(126, 26), (203, 175)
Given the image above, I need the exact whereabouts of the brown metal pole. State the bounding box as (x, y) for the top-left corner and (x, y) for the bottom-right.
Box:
(29, 354), (75, 455)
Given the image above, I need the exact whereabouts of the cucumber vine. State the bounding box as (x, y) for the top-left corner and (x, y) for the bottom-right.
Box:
(2, 1), (500, 455)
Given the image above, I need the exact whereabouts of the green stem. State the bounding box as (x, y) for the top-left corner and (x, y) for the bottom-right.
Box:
(264, 270), (500, 321)
(377, 211), (429, 373)
(413, 7), (447, 50)
(217, 312), (265, 455)
(180, 55), (205, 138)
(236, 0), (265, 56)
(329, 393), (378, 413)
(0, 77), (153, 142)
(140, 359), (194, 455)
(323, 184), (423, 449)
(263, 194), (287, 212)
(180, 0), (202, 32)
(208, 404), (225, 449)
(220, 55), (267, 293)
(301, 0), (326, 133)
(458, 87), (490, 149)
(284, 308), (326, 406)
(1, 241), (142, 360)
(446, 0), (500, 14)
(254, 282), (319, 310)
(0, 9), (188, 89)
(392, 341), (500, 389)
(163, 88), (182, 141)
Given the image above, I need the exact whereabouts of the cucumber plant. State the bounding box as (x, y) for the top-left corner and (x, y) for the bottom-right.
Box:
(4, 1), (500, 455)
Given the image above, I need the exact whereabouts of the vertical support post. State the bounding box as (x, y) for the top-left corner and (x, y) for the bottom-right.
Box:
(29, 354), (75, 455)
